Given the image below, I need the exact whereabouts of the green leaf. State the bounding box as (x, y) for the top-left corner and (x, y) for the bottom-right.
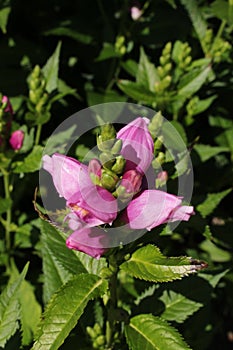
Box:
(12, 145), (43, 173)
(178, 64), (211, 98)
(20, 279), (42, 345)
(190, 95), (217, 116)
(125, 314), (191, 350)
(45, 124), (77, 155)
(197, 188), (232, 218)
(0, 7), (11, 34)
(0, 263), (29, 348)
(194, 144), (229, 162)
(200, 240), (231, 262)
(86, 89), (127, 109)
(32, 274), (108, 350)
(42, 41), (62, 93)
(159, 290), (203, 323)
(40, 220), (87, 304)
(120, 245), (207, 283)
(117, 80), (156, 105)
(45, 27), (92, 44)
(180, 0), (207, 43)
(95, 43), (120, 61)
(136, 47), (159, 91)
(199, 269), (230, 288)
(0, 197), (12, 214)
(121, 59), (138, 78)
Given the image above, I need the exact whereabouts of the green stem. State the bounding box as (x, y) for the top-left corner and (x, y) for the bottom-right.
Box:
(35, 124), (42, 145)
(3, 172), (12, 252)
(106, 267), (118, 348)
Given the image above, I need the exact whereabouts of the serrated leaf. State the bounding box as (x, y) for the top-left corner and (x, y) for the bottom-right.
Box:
(194, 144), (229, 162)
(159, 290), (203, 323)
(178, 65), (211, 98)
(117, 80), (156, 105)
(42, 41), (61, 93)
(136, 47), (159, 91)
(32, 274), (108, 350)
(0, 263), (29, 348)
(197, 188), (232, 218)
(125, 314), (191, 350)
(120, 245), (207, 283)
(12, 145), (43, 173)
(40, 220), (87, 304)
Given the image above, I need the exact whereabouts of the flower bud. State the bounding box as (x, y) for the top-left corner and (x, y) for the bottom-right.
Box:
(101, 169), (119, 191)
(155, 171), (168, 188)
(116, 170), (142, 200)
(111, 138), (122, 154)
(88, 158), (102, 184)
(99, 152), (115, 169)
(130, 6), (142, 20)
(9, 130), (24, 150)
(111, 155), (126, 174)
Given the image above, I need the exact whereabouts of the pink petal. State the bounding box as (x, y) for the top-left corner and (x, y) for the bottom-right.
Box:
(117, 117), (154, 174)
(9, 130), (24, 150)
(123, 189), (194, 230)
(68, 185), (118, 226)
(42, 153), (88, 201)
(66, 227), (108, 259)
(2, 95), (13, 115)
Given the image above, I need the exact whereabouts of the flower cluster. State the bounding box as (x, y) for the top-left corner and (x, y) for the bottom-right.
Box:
(0, 95), (24, 151)
(43, 118), (194, 258)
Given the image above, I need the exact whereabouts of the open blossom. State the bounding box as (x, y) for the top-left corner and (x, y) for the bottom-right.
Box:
(42, 117), (194, 259)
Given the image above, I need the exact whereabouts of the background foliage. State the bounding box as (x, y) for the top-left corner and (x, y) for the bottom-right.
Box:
(0, 0), (233, 349)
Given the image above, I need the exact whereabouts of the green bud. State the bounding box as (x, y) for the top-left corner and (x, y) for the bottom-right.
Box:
(29, 90), (38, 105)
(148, 111), (163, 137)
(86, 326), (96, 339)
(111, 155), (126, 174)
(32, 65), (41, 79)
(95, 335), (105, 346)
(154, 137), (163, 151)
(163, 42), (172, 55)
(155, 151), (165, 164)
(101, 123), (116, 141)
(164, 62), (172, 73)
(99, 152), (115, 169)
(111, 138), (122, 154)
(101, 169), (119, 191)
(97, 135), (115, 152)
(157, 66), (164, 77)
(93, 323), (102, 336)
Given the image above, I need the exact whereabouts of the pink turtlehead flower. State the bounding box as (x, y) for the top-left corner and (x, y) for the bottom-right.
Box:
(122, 189), (194, 231)
(42, 153), (118, 228)
(117, 117), (154, 174)
(66, 227), (108, 259)
(1, 95), (13, 115)
(9, 130), (24, 150)
(43, 118), (194, 259)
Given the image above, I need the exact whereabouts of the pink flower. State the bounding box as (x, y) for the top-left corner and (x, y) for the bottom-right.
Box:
(117, 117), (154, 174)
(42, 153), (118, 227)
(116, 170), (142, 201)
(66, 227), (108, 259)
(121, 190), (194, 231)
(1, 95), (13, 115)
(130, 6), (142, 20)
(9, 130), (24, 150)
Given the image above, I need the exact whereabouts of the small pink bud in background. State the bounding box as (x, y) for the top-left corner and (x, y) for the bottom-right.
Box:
(156, 171), (168, 188)
(88, 158), (102, 184)
(130, 6), (142, 20)
(1, 95), (13, 115)
(9, 130), (24, 150)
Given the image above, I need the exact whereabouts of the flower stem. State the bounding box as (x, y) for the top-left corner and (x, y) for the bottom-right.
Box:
(3, 171), (12, 252)
(106, 266), (118, 348)
(35, 124), (42, 145)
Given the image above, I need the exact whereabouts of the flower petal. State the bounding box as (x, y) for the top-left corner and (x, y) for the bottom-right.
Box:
(42, 153), (88, 201)
(9, 130), (24, 150)
(66, 227), (108, 259)
(123, 189), (194, 230)
(117, 117), (154, 174)
(68, 185), (118, 225)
